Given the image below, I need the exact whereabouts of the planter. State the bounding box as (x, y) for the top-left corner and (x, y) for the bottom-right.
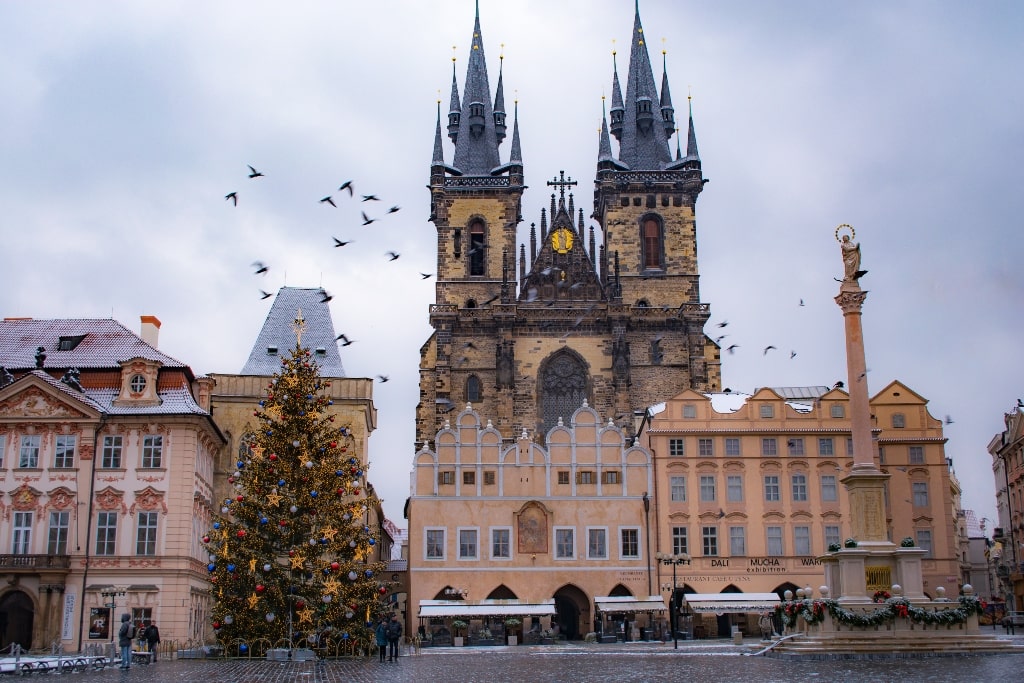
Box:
(453, 636), (464, 647)
(476, 638), (496, 646)
(507, 636), (517, 646)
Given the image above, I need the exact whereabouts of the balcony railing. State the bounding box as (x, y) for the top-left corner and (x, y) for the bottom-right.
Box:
(0, 554), (72, 570)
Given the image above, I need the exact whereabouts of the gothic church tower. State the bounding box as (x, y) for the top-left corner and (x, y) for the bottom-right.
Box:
(417, 3), (719, 451)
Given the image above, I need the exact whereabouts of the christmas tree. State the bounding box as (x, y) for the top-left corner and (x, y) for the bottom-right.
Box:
(203, 323), (387, 654)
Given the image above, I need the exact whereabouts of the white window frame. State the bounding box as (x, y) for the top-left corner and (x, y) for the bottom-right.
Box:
(669, 476), (686, 502)
(794, 525), (811, 556)
(760, 404), (774, 419)
(101, 435), (123, 469)
(424, 527), (446, 560)
(587, 526), (608, 560)
(136, 511), (159, 556)
(141, 435), (163, 468)
(916, 529), (933, 558)
(726, 475), (743, 502)
(554, 526), (576, 560)
(490, 526), (512, 560)
(791, 474), (808, 502)
(48, 510), (70, 555)
(821, 475), (838, 502)
(912, 481), (929, 507)
(19, 435), (40, 468)
(909, 446), (924, 465)
(54, 435), (76, 468)
(95, 511), (118, 556)
(724, 437), (741, 456)
(12, 511), (33, 554)
(457, 527), (479, 560)
(702, 526), (718, 556)
(729, 526), (746, 556)
(762, 438), (777, 456)
(818, 438), (834, 456)
(766, 526), (784, 556)
(619, 526), (641, 560)
(824, 525), (841, 549)
(668, 438), (685, 456)
(699, 475), (716, 502)
(764, 475), (780, 501)
(671, 526), (688, 555)
(682, 404), (697, 419)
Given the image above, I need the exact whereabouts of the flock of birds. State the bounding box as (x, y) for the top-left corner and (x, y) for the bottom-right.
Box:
(226, 163), (434, 385)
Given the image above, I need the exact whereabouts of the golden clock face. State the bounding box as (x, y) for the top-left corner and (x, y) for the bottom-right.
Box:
(551, 228), (573, 254)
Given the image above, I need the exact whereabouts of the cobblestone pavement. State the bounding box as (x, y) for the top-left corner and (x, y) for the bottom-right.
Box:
(19, 637), (1024, 683)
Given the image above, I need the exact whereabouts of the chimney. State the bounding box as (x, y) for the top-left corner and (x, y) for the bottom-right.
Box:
(140, 315), (161, 348)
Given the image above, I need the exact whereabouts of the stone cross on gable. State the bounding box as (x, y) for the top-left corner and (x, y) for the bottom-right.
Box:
(546, 170), (577, 202)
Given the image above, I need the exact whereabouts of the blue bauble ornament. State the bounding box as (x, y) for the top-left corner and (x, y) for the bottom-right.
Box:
(227, 564), (236, 572)
(368, 539), (376, 546)
(207, 563), (215, 572)
(259, 400), (265, 407)
(279, 479), (286, 487)
(336, 470), (343, 477)
(213, 522), (221, 529)
(239, 644), (248, 653)
(321, 538), (328, 544)
(260, 517), (269, 525)
(328, 400), (334, 406)
(299, 411), (305, 416)
(266, 430), (273, 436)
(323, 568), (330, 575)
(349, 458), (356, 465)
(236, 460), (245, 469)
(306, 394), (313, 400)
(342, 632), (349, 640)
(310, 491), (318, 498)
(364, 569), (373, 578)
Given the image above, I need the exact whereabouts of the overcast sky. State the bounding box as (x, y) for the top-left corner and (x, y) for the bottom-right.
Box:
(2, 1), (1022, 531)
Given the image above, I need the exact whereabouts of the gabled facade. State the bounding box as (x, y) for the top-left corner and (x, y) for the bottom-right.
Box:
(639, 380), (962, 635)
(988, 401), (1024, 609)
(0, 317), (225, 651)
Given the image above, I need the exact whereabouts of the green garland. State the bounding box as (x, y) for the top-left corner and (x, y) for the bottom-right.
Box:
(776, 595), (983, 629)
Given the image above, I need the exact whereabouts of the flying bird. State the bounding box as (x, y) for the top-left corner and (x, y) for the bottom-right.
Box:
(790, 350), (797, 359)
(799, 298), (805, 306)
(320, 196), (336, 207)
(320, 290), (333, 303)
(483, 294), (500, 306)
(525, 287), (539, 302)
(362, 194), (380, 202)
(362, 211), (376, 226)
(259, 289), (273, 300)
(726, 344), (739, 354)
(336, 334), (355, 346)
(714, 335), (727, 344)
(854, 269), (868, 279)
(247, 165), (264, 179)
(462, 342), (477, 350)
(386, 251), (400, 261)
(333, 237), (352, 247)
(420, 272), (434, 279)
(376, 374), (390, 383)
(338, 180), (353, 196)
(763, 345), (777, 355)
(717, 320), (729, 328)
(225, 192), (238, 206)
(388, 205), (401, 214)
(833, 381), (845, 389)
(252, 261), (268, 275)
(944, 415), (955, 425)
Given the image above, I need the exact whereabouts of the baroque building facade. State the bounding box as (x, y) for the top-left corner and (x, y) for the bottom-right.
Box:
(988, 401), (1024, 610)
(0, 316), (224, 651)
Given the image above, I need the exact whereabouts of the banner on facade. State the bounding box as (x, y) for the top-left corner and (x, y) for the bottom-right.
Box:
(62, 591), (76, 640)
(88, 607), (110, 640)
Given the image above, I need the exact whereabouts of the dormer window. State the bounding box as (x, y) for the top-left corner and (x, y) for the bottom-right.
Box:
(315, 347), (327, 355)
(57, 335), (86, 351)
(468, 102), (485, 135)
(267, 346), (278, 355)
(129, 374), (147, 393)
(113, 357), (162, 407)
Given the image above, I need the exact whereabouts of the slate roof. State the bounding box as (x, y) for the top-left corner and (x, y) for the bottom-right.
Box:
(0, 318), (187, 371)
(450, 6), (503, 175)
(240, 287), (346, 377)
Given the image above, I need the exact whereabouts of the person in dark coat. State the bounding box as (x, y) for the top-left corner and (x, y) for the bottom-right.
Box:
(375, 617), (388, 662)
(386, 614), (402, 661)
(144, 622), (161, 661)
(117, 614), (134, 670)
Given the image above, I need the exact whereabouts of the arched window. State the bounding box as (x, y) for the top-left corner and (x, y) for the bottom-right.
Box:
(469, 220), (485, 276)
(642, 217), (663, 270)
(466, 375), (482, 403)
(539, 351), (589, 437)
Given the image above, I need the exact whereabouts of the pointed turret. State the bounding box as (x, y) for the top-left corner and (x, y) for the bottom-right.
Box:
(432, 101), (445, 166)
(493, 55), (507, 145)
(659, 52), (676, 139)
(509, 101), (522, 165)
(447, 61), (461, 144)
(609, 53), (625, 141)
(451, 7), (502, 174)
(685, 96), (700, 163)
(616, 4), (673, 169)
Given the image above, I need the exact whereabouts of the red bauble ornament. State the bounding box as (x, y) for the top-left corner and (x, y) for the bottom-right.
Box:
(212, 621), (221, 629)
(228, 477), (235, 484)
(202, 536), (210, 543)
(330, 441), (337, 448)
(336, 488), (344, 495)
(269, 454), (278, 461)
(288, 550), (295, 557)
(353, 489), (361, 495)
(236, 495), (244, 502)
(237, 530), (246, 537)
(331, 562), (339, 571)
(309, 510), (316, 516)
(279, 520), (288, 526)
(379, 586), (387, 595)
(256, 585), (265, 593)
(296, 600), (306, 609)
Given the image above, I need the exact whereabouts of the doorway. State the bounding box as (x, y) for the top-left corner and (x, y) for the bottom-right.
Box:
(0, 591), (34, 651)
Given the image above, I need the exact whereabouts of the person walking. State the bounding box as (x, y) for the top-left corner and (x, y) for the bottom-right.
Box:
(144, 622), (161, 661)
(117, 614), (135, 670)
(375, 617), (388, 663)
(386, 613), (402, 662)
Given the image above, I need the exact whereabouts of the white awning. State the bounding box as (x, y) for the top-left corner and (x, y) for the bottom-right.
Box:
(418, 599), (556, 618)
(682, 593), (780, 614)
(594, 596), (667, 613)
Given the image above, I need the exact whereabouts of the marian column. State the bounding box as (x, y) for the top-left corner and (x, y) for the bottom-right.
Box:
(834, 225), (890, 547)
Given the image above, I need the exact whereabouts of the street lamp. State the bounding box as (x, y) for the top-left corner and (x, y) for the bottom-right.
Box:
(99, 587), (127, 648)
(656, 552), (690, 649)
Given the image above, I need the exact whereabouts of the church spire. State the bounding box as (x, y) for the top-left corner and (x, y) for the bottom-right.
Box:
(493, 49), (507, 145)
(451, 5), (502, 174)
(659, 49), (676, 139)
(609, 50), (624, 142)
(510, 100), (522, 165)
(432, 99), (445, 166)
(615, 2), (673, 170)
(684, 94), (700, 164)
(447, 57), (461, 144)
